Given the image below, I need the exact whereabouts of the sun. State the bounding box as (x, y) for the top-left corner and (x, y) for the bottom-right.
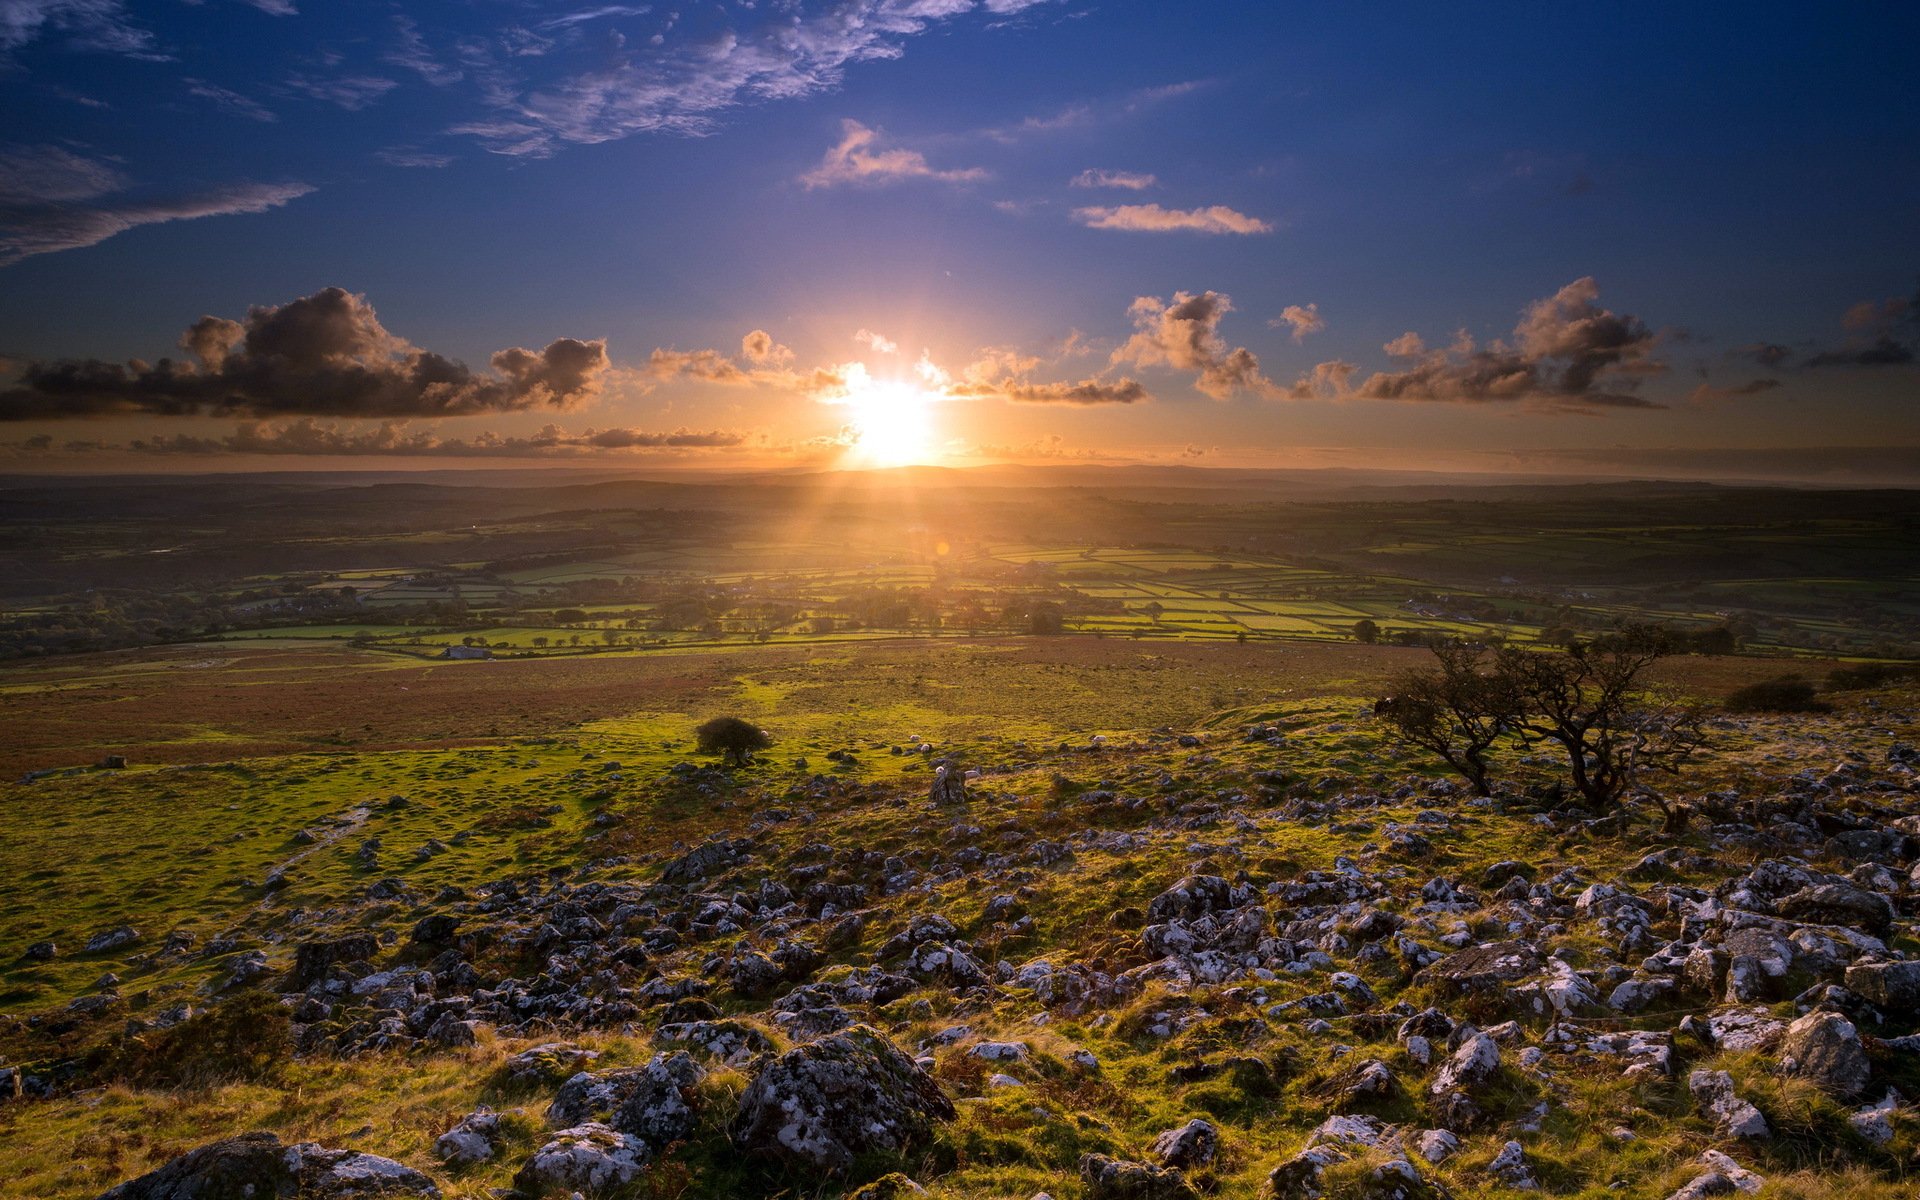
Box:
(842, 372), (939, 467)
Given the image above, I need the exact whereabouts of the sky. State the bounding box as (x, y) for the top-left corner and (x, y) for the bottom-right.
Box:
(0, 0), (1917, 479)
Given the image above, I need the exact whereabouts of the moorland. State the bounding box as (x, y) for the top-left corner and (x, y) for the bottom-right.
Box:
(0, 467), (1916, 1200)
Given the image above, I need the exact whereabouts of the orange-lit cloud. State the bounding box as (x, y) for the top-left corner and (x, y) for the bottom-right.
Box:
(799, 120), (988, 189)
(1072, 203), (1271, 235)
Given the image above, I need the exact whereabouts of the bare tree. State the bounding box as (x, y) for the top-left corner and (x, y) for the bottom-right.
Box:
(1497, 627), (1709, 820)
(1378, 643), (1519, 796)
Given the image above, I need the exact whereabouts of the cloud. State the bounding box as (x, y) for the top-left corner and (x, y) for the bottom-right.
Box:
(1271, 302), (1324, 342)
(0, 147), (313, 267)
(10, 419), (743, 458)
(1071, 168), (1155, 190)
(741, 329), (792, 366)
(385, 15), (462, 86)
(855, 328), (898, 354)
(375, 147), (456, 169)
(1738, 342), (1793, 368)
(0, 287), (609, 419)
(286, 74), (401, 111)
(450, 4), (1038, 159)
(240, 0), (297, 15)
(1348, 277), (1663, 409)
(800, 120), (987, 189)
(186, 79), (278, 122)
(1687, 378), (1781, 403)
(0, 0), (167, 60)
(1112, 290), (1280, 399)
(1804, 288), (1917, 367)
(1072, 203), (1272, 235)
(946, 376), (1149, 405)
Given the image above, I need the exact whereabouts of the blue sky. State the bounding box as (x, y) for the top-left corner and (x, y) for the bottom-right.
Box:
(1, 1), (1916, 475)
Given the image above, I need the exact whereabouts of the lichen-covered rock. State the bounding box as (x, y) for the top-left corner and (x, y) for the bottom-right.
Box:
(1267, 1116), (1440, 1200)
(97, 1131), (440, 1199)
(1420, 942), (1541, 995)
(500, 1043), (599, 1087)
(1428, 1030), (1500, 1131)
(610, 1052), (706, 1150)
(1146, 876), (1255, 923)
(434, 1108), (508, 1166)
(1485, 1141), (1537, 1190)
(512, 1123), (648, 1195)
(731, 1025), (954, 1172)
(1079, 1152), (1197, 1200)
(1778, 1010), (1871, 1098)
(1844, 960), (1920, 1015)
(1688, 1070), (1769, 1140)
(1148, 1118), (1219, 1169)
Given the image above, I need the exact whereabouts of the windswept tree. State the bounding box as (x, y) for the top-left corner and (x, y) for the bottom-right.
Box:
(1379, 643), (1519, 796)
(1497, 627), (1710, 821)
(694, 716), (771, 766)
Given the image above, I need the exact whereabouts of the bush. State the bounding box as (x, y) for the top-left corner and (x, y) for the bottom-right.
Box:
(1724, 674), (1832, 713)
(1826, 662), (1920, 691)
(694, 715), (772, 765)
(115, 991), (292, 1088)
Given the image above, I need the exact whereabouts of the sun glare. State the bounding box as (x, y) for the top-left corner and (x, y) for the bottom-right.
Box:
(842, 373), (938, 467)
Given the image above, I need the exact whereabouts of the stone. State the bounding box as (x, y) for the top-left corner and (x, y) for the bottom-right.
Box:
(97, 1131), (439, 1199)
(1078, 1152), (1197, 1200)
(1428, 1030), (1500, 1130)
(1486, 1140), (1538, 1190)
(1414, 1129), (1459, 1164)
(610, 1053), (706, 1150)
(434, 1108), (507, 1166)
(83, 926), (140, 955)
(1778, 1010), (1871, 1098)
(1148, 1118), (1219, 1168)
(1777, 884), (1894, 938)
(731, 1025), (954, 1172)
(512, 1123), (649, 1195)
(1688, 1070), (1769, 1140)
(1844, 960), (1920, 1014)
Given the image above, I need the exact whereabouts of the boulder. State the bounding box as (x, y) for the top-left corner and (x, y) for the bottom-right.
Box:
(1777, 884), (1894, 938)
(1778, 1010), (1871, 1098)
(610, 1053), (706, 1150)
(1687, 1070), (1769, 1140)
(1148, 1118), (1219, 1169)
(1078, 1152), (1197, 1200)
(97, 1131), (439, 1199)
(1486, 1141), (1537, 1190)
(434, 1108), (508, 1166)
(512, 1124), (648, 1195)
(1428, 1030), (1500, 1131)
(1843, 960), (1920, 1015)
(731, 1025), (954, 1172)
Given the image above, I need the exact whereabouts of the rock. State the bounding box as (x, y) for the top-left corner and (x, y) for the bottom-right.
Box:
(1701, 1007), (1786, 1052)
(1486, 1140), (1537, 1190)
(610, 1053), (706, 1150)
(1665, 1173), (1737, 1200)
(929, 764), (969, 805)
(1843, 960), (1920, 1014)
(1331, 1058), (1396, 1110)
(731, 1025), (954, 1172)
(23, 940), (55, 961)
(500, 1043), (599, 1087)
(967, 1040), (1031, 1062)
(512, 1123), (649, 1195)
(1777, 884), (1894, 938)
(97, 1131), (439, 1199)
(291, 933), (380, 988)
(1688, 1070), (1769, 1140)
(1428, 1030), (1500, 1131)
(1268, 1116), (1438, 1200)
(1146, 875), (1254, 923)
(1148, 1118), (1219, 1168)
(434, 1108), (507, 1166)
(1078, 1152), (1197, 1200)
(1778, 1010), (1870, 1098)
(848, 1173), (929, 1200)
(1697, 1150), (1765, 1193)
(83, 926), (140, 955)
(1845, 1090), (1898, 1145)
(1421, 941), (1541, 994)
(1413, 1129), (1458, 1164)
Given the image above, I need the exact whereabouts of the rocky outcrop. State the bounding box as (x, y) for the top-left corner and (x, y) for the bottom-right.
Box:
(731, 1026), (954, 1172)
(97, 1132), (439, 1199)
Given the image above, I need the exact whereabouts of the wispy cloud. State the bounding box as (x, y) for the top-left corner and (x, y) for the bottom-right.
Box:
(0, 0), (168, 61)
(1071, 168), (1155, 191)
(186, 79), (278, 123)
(800, 120), (987, 189)
(1072, 203), (1273, 235)
(0, 146), (312, 267)
(375, 147), (455, 169)
(855, 328), (898, 354)
(9, 420), (745, 459)
(286, 74), (400, 111)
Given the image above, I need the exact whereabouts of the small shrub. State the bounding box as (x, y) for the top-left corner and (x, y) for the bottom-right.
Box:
(1724, 675), (1832, 713)
(115, 991), (292, 1088)
(694, 716), (772, 765)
